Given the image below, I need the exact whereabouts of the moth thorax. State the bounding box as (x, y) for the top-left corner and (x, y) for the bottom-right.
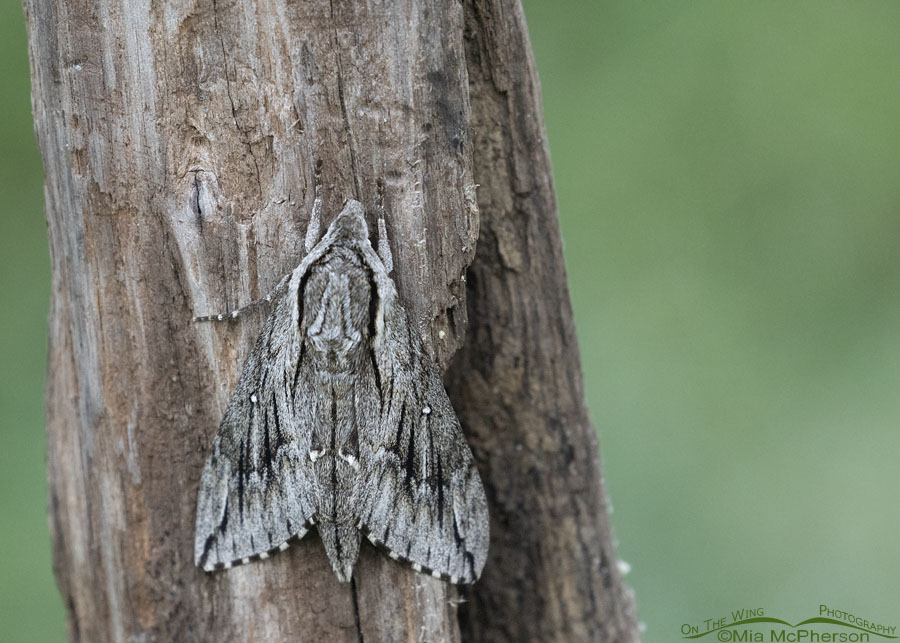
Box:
(306, 265), (369, 362)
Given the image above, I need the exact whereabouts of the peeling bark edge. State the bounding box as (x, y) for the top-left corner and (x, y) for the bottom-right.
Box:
(454, 1), (641, 641)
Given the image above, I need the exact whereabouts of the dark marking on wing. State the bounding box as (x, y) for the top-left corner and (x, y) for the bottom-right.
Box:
(404, 423), (416, 489)
(272, 402), (285, 452)
(219, 496), (229, 533)
(237, 440), (246, 518)
(465, 552), (476, 580)
(394, 401), (406, 452)
(452, 513), (464, 549)
(436, 456), (445, 528)
(263, 408), (273, 478)
(199, 534), (216, 569)
(367, 272), (384, 405)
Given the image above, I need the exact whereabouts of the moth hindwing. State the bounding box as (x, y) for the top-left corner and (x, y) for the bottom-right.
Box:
(193, 199), (489, 584)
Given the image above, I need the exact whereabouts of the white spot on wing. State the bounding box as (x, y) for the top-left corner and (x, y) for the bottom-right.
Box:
(339, 450), (359, 469)
(250, 394), (258, 404)
(259, 552), (269, 560)
(422, 406), (431, 415)
(223, 561), (232, 570)
(241, 557), (250, 565)
(412, 563), (422, 572)
(431, 570), (441, 578)
(278, 542), (290, 551)
(389, 551), (399, 560)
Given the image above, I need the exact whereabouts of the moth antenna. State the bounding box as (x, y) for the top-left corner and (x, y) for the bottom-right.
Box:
(377, 214), (393, 273)
(375, 178), (393, 272)
(192, 270), (295, 324)
(305, 162), (323, 252)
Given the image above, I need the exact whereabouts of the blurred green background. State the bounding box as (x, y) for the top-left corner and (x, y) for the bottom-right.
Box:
(2, 1), (898, 641)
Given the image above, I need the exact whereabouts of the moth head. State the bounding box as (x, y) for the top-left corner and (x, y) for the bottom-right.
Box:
(330, 200), (369, 242)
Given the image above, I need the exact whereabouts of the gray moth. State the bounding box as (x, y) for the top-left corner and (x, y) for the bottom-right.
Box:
(193, 198), (489, 584)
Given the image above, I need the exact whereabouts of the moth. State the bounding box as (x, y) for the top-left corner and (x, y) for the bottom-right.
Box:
(194, 198), (489, 584)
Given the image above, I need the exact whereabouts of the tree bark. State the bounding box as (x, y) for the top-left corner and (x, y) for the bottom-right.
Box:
(451, 4), (639, 642)
(27, 0), (638, 640)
